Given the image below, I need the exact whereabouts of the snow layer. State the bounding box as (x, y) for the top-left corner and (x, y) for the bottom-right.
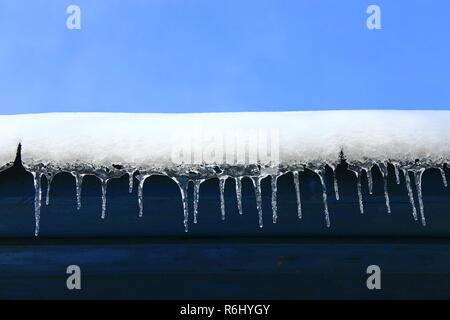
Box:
(0, 110), (449, 168)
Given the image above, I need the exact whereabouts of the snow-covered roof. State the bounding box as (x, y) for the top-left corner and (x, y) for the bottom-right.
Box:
(0, 110), (449, 168)
(1, 110), (448, 235)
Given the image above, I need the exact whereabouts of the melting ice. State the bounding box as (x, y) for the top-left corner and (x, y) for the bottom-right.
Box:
(20, 159), (448, 236)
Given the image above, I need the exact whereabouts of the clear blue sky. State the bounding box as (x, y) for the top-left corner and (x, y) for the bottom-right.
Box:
(0, 0), (449, 115)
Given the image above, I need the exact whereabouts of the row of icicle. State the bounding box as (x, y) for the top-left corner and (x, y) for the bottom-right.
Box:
(21, 160), (448, 236)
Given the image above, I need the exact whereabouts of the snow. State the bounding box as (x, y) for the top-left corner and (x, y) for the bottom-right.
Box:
(0, 110), (448, 168)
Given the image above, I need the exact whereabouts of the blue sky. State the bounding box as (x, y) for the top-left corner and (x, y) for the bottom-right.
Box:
(0, 0), (449, 115)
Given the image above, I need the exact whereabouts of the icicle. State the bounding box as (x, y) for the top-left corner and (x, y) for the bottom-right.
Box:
(137, 174), (150, 217)
(413, 168), (426, 226)
(330, 165), (339, 200)
(71, 172), (84, 210)
(271, 175), (278, 223)
(350, 168), (364, 214)
(31, 171), (43, 237)
(235, 176), (243, 215)
(363, 165), (374, 194)
(356, 170), (364, 214)
(393, 163), (401, 185)
(100, 178), (108, 219)
(378, 162), (391, 214)
(313, 168), (330, 228)
(251, 176), (264, 228)
(128, 170), (135, 193)
(172, 176), (190, 232)
(193, 179), (203, 224)
(402, 168), (418, 221)
(44, 173), (54, 206)
(293, 171), (302, 219)
(219, 176), (228, 221)
(439, 165), (447, 187)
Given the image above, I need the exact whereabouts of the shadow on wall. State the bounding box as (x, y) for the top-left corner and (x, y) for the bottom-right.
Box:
(0, 148), (449, 238)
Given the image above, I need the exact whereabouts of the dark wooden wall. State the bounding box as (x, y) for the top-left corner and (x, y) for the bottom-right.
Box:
(0, 159), (449, 299)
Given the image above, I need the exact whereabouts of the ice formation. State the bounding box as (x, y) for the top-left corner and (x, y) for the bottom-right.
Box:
(0, 110), (448, 236)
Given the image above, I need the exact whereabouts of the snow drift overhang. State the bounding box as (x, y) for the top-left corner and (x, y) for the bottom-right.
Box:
(0, 110), (449, 168)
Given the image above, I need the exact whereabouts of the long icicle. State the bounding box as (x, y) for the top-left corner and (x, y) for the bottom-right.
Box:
(271, 175), (278, 223)
(193, 179), (203, 224)
(378, 162), (391, 213)
(393, 163), (401, 184)
(31, 171), (43, 237)
(439, 165), (448, 187)
(128, 170), (135, 193)
(413, 168), (426, 226)
(172, 177), (189, 232)
(251, 176), (264, 228)
(100, 178), (108, 219)
(330, 165), (339, 200)
(352, 169), (364, 214)
(314, 168), (330, 228)
(44, 173), (54, 206)
(137, 175), (149, 217)
(235, 176), (243, 215)
(219, 176), (228, 221)
(403, 168), (418, 221)
(364, 165), (374, 195)
(72, 173), (84, 210)
(293, 171), (302, 219)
